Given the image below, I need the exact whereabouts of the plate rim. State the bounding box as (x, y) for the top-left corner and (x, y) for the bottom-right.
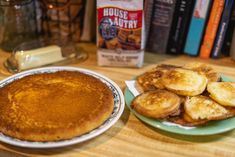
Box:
(124, 75), (235, 136)
(0, 66), (125, 148)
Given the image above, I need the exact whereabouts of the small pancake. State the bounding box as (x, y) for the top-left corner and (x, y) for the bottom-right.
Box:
(136, 70), (162, 92)
(207, 82), (235, 107)
(0, 71), (114, 142)
(131, 89), (181, 119)
(167, 113), (209, 126)
(136, 64), (180, 92)
(168, 106), (235, 127)
(167, 100), (209, 126)
(183, 62), (220, 82)
(162, 68), (208, 96)
(184, 96), (231, 121)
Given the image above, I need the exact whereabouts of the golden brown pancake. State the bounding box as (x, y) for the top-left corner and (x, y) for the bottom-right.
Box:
(166, 98), (209, 126)
(0, 71), (114, 142)
(131, 89), (181, 119)
(184, 96), (231, 121)
(183, 62), (221, 82)
(168, 98), (235, 127)
(162, 68), (208, 96)
(136, 64), (180, 92)
(207, 82), (235, 107)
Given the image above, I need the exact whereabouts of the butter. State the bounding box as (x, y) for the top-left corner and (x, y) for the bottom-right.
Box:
(15, 45), (65, 71)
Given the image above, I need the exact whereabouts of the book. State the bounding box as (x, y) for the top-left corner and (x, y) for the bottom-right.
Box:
(211, 0), (234, 58)
(221, 3), (235, 56)
(166, 0), (195, 54)
(199, 0), (225, 59)
(184, 0), (212, 56)
(144, 0), (154, 47)
(146, 0), (176, 53)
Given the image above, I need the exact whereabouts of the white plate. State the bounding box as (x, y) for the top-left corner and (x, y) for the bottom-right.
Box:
(0, 66), (125, 148)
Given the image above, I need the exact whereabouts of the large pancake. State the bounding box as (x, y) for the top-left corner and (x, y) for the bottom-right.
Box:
(0, 71), (114, 142)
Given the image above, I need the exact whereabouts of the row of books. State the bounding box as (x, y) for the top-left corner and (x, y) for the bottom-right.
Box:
(145, 0), (235, 59)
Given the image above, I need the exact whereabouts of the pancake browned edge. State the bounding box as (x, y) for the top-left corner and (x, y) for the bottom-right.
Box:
(168, 96), (235, 126)
(167, 112), (209, 127)
(136, 64), (180, 93)
(131, 89), (181, 119)
(162, 68), (208, 96)
(0, 71), (114, 142)
(207, 82), (235, 107)
(183, 62), (221, 82)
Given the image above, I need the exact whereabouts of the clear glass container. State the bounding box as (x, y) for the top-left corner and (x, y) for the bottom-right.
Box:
(4, 38), (88, 73)
(0, 0), (38, 52)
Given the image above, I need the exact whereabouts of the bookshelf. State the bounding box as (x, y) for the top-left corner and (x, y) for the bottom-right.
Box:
(145, 0), (235, 59)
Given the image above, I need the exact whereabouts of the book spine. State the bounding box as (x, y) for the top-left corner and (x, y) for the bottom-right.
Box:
(221, 3), (235, 56)
(199, 0), (225, 59)
(167, 0), (195, 54)
(184, 0), (212, 56)
(144, 0), (154, 48)
(146, 0), (176, 53)
(211, 0), (234, 58)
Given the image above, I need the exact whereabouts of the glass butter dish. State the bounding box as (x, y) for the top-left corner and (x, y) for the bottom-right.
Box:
(4, 38), (88, 73)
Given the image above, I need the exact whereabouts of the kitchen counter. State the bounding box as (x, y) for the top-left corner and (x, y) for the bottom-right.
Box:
(0, 43), (235, 157)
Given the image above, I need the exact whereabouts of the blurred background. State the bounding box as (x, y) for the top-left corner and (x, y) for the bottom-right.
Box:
(0, 0), (96, 52)
(0, 0), (235, 60)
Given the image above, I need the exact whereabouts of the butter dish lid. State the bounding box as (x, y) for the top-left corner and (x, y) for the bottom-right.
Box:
(4, 38), (87, 73)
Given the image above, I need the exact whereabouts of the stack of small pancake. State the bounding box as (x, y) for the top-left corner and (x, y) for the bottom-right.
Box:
(132, 63), (235, 126)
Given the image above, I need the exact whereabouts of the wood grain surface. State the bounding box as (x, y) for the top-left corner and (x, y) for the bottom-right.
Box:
(0, 43), (235, 157)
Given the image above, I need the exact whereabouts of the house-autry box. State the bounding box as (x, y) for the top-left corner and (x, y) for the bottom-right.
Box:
(97, 0), (144, 67)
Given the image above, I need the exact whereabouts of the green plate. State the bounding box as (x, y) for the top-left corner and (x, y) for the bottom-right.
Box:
(124, 75), (235, 135)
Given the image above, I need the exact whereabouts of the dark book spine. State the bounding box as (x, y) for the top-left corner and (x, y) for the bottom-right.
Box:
(166, 0), (195, 54)
(144, 0), (154, 47)
(211, 0), (234, 58)
(221, 2), (235, 56)
(146, 0), (176, 53)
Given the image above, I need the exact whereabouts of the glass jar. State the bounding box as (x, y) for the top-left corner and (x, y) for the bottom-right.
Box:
(40, 0), (85, 42)
(0, 0), (38, 52)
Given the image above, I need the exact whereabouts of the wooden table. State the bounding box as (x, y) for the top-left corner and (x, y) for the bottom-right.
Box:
(0, 43), (235, 157)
